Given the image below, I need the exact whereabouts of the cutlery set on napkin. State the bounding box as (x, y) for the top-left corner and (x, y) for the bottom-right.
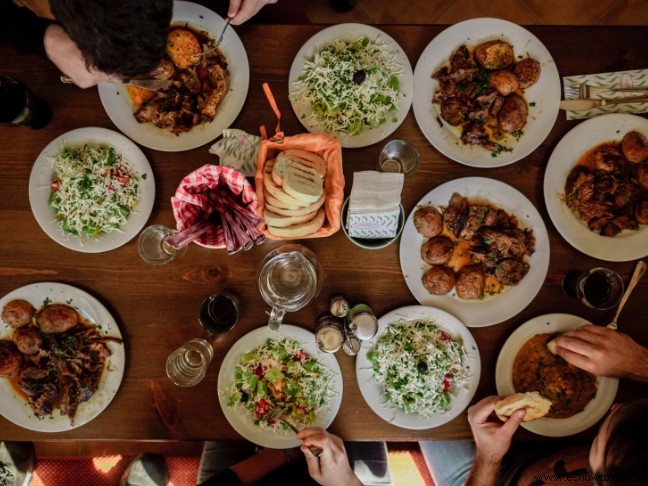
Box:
(561, 68), (648, 119)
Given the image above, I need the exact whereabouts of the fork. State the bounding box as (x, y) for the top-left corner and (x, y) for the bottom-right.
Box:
(270, 407), (323, 457)
(194, 18), (231, 60)
(607, 261), (646, 330)
(564, 82), (648, 99)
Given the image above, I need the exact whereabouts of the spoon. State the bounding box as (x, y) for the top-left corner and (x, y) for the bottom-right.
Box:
(607, 260), (646, 330)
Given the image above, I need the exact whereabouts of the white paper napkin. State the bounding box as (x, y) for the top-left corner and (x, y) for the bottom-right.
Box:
(563, 69), (648, 120)
(347, 171), (404, 239)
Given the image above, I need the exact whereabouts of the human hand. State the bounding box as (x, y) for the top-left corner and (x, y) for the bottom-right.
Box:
(553, 324), (648, 383)
(227, 0), (278, 25)
(296, 427), (362, 486)
(467, 396), (524, 464)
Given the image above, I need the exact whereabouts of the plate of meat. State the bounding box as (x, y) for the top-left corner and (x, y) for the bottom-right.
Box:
(544, 113), (648, 261)
(399, 177), (549, 327)
(495, 313), (618, 437)
(0, 282), (124, 432)
(412, 18), (560, 168)
(98, 1), (249, 151)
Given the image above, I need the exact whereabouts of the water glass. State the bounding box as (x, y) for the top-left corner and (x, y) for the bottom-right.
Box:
(377, 140), (419, 178)
(166, 338), (213, 387)
(562, 267), (624, 310)
(199, 292), (240, 334)
(138, 224), (188, 265)
(258, 244), (322, 330)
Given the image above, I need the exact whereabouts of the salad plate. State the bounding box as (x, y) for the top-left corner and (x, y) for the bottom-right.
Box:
(29, 127), (155, 253)
(412, 18), (560, 167)
(496, 314), (618, 437)
(544, 113), (648, 261)
(399, 177), (549, 327)
(356, 305), (480, 430)
(218, 325), (343, 448)
(288, 23), (414, 148)
(98, 1), (249, 152)
(0, 282), (125, 432)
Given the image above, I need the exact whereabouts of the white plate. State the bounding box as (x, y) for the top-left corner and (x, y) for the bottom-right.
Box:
(29, 127), (155, 253)
(98, 1), (250, 152)
(0, 282), (125, 432)
(217, 325), (343, 448)
(495, 313), (618, 437)
(544, 113), (648, 261)
(412, 18), (560, 168)
(355, 305), (480, 430)
(399, 177), (550, 327)
(288, 23), (414, 148)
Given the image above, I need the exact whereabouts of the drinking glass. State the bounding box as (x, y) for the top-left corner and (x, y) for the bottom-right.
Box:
(137, 225), (188, 265)
(199, 291), (240, 334)
(166, 338), (214, 387)
(377, 140), (419, 178)
(258, 244), (323, 330)
(562, 267), (624, 310)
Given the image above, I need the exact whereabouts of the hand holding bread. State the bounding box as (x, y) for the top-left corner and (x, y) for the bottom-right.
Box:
(495, 392), (552, 422)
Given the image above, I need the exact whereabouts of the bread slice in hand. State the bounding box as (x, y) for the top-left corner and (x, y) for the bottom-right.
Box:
(267, 208), (326, 237)
(495, 392), (552, 422)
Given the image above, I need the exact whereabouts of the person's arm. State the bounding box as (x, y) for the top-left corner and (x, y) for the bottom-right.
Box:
(227, 0), (278, 25)
(296, 428), (362, 486)
(465, 396), (525, 486)
(553, 324), (648, 384)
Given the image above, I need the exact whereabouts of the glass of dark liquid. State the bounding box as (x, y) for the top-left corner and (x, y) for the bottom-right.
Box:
(562, 268), (624, 310)
(0, 76), (52, 129)
(199, 292), (240, 334)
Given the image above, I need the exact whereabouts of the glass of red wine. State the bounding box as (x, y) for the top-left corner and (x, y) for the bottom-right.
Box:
(198, 291), (240, 334)
(562, 268), (624, 310)
(0, 76), (51, 129)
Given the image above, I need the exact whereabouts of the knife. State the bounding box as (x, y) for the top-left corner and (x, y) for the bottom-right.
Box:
(60, 75), (172, 91)
(560, 96), (648, 111)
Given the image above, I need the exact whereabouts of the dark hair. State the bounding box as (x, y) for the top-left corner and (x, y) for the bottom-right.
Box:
(50, 0), (173, 78)
(596, 399), (648, 486)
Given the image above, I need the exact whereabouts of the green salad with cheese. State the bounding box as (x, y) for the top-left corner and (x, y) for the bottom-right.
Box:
(291, 36), (402, 136)
(367, 319), (469, 417)
(48, 144), (141, 237)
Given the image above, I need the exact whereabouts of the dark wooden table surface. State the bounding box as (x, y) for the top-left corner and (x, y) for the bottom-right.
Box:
(1, 23), (647, 443)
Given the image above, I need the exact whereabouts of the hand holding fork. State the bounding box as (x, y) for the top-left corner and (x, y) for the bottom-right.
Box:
(270, 407), (323, 457)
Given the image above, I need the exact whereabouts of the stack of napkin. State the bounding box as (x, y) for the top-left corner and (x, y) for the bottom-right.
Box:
(346, 171), (403, 239)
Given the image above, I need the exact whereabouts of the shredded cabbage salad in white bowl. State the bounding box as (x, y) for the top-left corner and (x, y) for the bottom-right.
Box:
(356, 305), (480, 429)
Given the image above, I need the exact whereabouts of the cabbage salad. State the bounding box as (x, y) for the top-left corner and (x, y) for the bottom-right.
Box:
(49, 144), (141, 237)
(291, 36), (402, 136)
(367, 319), (469, 417)
(227, 338), (332, 431)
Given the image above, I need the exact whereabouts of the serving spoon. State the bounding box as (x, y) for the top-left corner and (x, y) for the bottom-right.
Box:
(607, 260), (646, 330)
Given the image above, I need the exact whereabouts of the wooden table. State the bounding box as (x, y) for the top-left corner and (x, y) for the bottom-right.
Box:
(1, 24), (647, 443)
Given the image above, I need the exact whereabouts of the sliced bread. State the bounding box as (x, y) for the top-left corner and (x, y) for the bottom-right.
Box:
(267, 208), (326, 237)
(264, 191), (307, 210)
(273, 150), (326, 186)
(263, 208), (319, 228)
(263, 159), (310, 207)
(282, 170), (323, 204)
(266, 193), (325, 217)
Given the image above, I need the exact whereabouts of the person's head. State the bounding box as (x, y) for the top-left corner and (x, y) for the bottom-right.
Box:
(49, 0), (173, 78)
(589, 399), (648, 485)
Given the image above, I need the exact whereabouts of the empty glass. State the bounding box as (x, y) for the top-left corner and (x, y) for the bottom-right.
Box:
(258, 244), (323, 330)
(377, 140), (419, 178)
(166, 338), (214, 387)
(137, 225), (188, 265)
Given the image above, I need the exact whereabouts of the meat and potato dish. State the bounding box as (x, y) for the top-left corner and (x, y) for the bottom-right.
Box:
(513, 333), (597, 419)
(415, 193), (535, 299)
(432, 40), (541, 154)
(127, 26), (230, 134)
(564, 130), (648, 237)
(0, 299), (122, 423)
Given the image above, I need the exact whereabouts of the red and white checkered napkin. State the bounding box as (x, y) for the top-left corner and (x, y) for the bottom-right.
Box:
(171, 165), (257, 249)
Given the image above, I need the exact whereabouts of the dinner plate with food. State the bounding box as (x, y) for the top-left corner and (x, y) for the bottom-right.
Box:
(288, 23), (414, 148)
(98, 0), (249, 151)
(412, 18), (560, 167)
(544, 113), (648, 261)
(399, 177), (549, 327)
(0, 282), (125, 432)
(355, 305), (480, 430)
(29, 127), (155, 253)
(218, 325), (342, 448)
(495, 313), (618, 437)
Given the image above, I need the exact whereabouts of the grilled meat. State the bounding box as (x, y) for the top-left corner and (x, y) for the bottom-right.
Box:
(2, 299), (35, 328)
